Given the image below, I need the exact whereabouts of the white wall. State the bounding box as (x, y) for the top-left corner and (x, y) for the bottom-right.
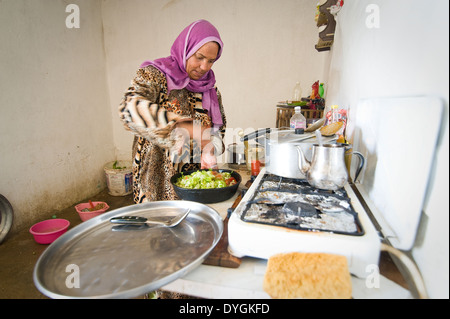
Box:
(0, 0), (327, 232)
(102, 0), (329, 160)
(0, 0), (115, 232)
(325, 0), (449, 298)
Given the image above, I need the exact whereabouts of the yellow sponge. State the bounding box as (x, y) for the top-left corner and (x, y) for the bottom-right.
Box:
(263, 252), (352, 299)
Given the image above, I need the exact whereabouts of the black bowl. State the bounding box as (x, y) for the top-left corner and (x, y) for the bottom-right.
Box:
(170, 169), (242, 204)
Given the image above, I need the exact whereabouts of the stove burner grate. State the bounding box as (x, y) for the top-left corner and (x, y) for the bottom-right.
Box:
(240, 174), (365, 236)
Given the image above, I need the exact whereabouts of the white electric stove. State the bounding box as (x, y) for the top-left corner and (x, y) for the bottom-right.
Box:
(228, 167), (381, 278)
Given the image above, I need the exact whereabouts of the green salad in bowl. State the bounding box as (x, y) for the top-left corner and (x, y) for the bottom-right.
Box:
(175, 170), (237, 189)
(171, 169), (241, 204)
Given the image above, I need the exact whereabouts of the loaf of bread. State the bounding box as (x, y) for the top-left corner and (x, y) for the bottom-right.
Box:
(263, 252), (352, 299)
(319, 121), (343, 136)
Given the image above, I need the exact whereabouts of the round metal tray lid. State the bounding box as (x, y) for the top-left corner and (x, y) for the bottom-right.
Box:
(33, 201), (223, 299)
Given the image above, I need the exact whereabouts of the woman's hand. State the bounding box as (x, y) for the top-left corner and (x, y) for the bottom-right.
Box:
(201, 143), (217, 169)
(173, 117), (218, 168)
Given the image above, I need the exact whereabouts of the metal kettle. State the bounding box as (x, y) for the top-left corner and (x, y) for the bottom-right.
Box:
(297, 143), (365, 190)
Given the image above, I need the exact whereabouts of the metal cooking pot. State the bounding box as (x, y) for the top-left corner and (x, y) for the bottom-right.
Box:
(241, 128), (337, 179)
(266, 140), (314, 179)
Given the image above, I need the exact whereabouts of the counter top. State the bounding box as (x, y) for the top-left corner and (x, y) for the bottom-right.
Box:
(163, 257), (412, 299)
(162, 166), (413, 299)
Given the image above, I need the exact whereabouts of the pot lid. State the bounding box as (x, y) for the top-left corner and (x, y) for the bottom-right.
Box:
(33, 201), (223, 298)
(0, 195), (14, 244)
(352, 96), (443, 250)
(240, 128), (337, 146)
(266, 131), (338, 145)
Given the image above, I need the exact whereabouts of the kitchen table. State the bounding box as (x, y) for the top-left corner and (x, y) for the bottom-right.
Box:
(162, 165), (413, 299)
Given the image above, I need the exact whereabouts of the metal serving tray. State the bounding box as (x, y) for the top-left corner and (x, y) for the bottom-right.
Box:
(33, 201), (223, 299)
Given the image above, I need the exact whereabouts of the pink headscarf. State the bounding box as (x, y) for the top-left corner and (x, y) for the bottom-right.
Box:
(140, 20), (224, 127)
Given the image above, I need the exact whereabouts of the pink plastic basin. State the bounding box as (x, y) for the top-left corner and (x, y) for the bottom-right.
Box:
(75, 201), (109, 222)
(29, 219), (70, 244)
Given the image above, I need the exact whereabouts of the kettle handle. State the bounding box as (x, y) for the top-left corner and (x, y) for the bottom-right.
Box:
(352, 151), (365, 183)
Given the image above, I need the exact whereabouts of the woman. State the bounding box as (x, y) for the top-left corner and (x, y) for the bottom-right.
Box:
(118, 20), (226, 203)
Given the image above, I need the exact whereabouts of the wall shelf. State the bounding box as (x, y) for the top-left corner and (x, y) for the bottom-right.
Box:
(315, 0), (337, 52)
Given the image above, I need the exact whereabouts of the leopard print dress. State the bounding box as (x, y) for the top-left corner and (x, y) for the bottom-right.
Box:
(118, 66), (226, 203)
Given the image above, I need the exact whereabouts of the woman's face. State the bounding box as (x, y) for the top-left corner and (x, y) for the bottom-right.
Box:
(186, 42), (220, 80)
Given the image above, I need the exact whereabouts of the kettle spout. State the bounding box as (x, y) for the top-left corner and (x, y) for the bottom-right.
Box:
(296, 146), (311, 175)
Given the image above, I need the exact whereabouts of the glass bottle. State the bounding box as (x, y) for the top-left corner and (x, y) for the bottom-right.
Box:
(319, 83), (325, 98)
(292, 82), (302, 101)
(330, 105), (339, 123)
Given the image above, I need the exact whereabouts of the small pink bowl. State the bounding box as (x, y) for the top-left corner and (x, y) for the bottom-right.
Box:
(75, 201), (109, 222)
(29, 219), (70, 244)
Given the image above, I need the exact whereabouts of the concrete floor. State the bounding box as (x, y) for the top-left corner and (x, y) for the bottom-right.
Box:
(0, 188), (134, 299)
(0, 187), (410, 299)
